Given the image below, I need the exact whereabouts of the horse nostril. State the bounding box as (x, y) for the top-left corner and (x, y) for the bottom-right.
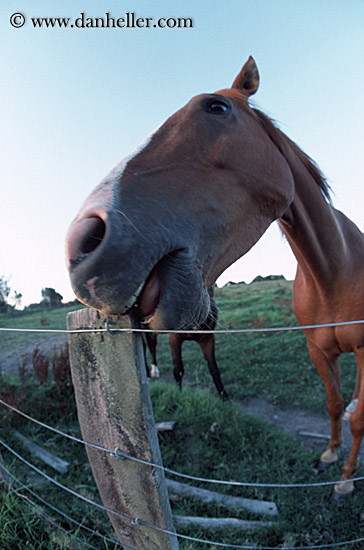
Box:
(67, 216), (106, 261)
(80, 217), (106, 254)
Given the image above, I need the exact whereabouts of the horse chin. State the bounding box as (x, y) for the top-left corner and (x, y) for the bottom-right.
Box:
(73, 251), (210, 330)
(136, 254), (211, 330)
(141, 286), (210, 331)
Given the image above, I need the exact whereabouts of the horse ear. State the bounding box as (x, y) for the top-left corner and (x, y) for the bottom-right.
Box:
(231, 56), (259, 97)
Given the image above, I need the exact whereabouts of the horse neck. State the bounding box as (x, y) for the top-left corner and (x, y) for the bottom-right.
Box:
(278, 150), (348, 289)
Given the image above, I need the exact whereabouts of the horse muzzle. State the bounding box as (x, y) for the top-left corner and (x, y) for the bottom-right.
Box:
(66, 206), (141, 314)
(66, 203), (210, 329)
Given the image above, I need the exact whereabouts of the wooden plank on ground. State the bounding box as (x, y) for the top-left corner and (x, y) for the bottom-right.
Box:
(167, 478), (278, 516)
(298, 431), (330, 440)
(13, 430), (69, 474)
(174, 515), (273, 530)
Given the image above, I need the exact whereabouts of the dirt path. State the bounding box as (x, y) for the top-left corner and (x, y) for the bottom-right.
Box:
(0, 334), (67, 376)
(236, 396), (364, 462)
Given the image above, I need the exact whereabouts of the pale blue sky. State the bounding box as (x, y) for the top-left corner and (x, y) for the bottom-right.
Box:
(1, 0), (363, 306)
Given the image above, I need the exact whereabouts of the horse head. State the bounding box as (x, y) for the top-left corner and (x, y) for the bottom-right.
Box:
(66, 57), (294, 329)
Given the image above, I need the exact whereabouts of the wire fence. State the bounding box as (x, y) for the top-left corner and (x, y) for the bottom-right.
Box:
(1, 398), (363, 490)
(0, 450), (126, 550)
(1, 317), (364, 335)
(1, 320), (364, 549)
(2, 425), (364, 550)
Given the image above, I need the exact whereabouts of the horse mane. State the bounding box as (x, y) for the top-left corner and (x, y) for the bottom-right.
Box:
(250, 107), (331, 201)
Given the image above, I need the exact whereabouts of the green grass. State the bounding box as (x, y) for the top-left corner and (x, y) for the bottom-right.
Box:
(1, 380), (363, 549)
(151, 383), (364, 550)
(0, 303), (84, 348)
(0, 282), (362, 549)
(0, 489), (57, 550)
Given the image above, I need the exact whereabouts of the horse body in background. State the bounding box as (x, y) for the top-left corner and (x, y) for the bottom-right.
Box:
(144, 287), (228, 400)
(66, 57), (364, 496)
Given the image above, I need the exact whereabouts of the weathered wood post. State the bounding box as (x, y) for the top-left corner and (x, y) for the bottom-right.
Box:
(67, 308), (179, 550)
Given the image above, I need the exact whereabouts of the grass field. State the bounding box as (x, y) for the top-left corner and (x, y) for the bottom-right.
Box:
(0, 302), (83, 347)
(146, 280), (357, 414)
(0, 281), (362, 549)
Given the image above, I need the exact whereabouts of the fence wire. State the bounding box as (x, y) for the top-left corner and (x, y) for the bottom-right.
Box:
(1, 317), (364, 335)
(1, 398), (362, 490)
(2, 435), (364, 550)
(0, 462), (122, 550)
(2, 322), (364, 549)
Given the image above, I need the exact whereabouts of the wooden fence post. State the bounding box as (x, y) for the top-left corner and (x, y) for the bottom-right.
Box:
(67, 308), (179, 550)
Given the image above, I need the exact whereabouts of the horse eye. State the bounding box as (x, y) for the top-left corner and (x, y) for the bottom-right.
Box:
(206, 99), (230, 114)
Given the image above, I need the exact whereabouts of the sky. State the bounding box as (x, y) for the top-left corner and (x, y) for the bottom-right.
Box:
(1, 0), (363, 307)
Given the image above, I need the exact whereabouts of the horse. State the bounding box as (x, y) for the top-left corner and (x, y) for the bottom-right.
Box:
(142, 287), (228, 400)
(66, 57), (364, 497)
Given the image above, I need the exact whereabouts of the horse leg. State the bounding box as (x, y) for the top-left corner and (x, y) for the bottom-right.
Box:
(168, 334), (184, 388)
(334, 349), (364, 497)
(145, 332), (160, 378)
(142, 335), (151, 378)
(307, 342), (344, 468)
(343, 367), (360, 421)
(198, 335), (228, 400)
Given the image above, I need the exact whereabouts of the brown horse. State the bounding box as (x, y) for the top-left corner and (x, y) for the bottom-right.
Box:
(143, 287), (228, 400)
(66, 57), (364, 497)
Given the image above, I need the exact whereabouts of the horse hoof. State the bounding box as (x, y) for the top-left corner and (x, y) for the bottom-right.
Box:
(220, 391), (229, 401)
(331, 480), (355, 500)
(150, 364), (160, 379)
(316, 448), (338, 473)
(343, 399), (358, 421)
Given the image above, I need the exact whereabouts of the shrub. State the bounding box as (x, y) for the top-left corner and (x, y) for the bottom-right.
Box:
(31, 347), (49, 385)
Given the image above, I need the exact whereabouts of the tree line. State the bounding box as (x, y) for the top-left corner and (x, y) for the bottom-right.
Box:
(0, 275), (77, 313)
